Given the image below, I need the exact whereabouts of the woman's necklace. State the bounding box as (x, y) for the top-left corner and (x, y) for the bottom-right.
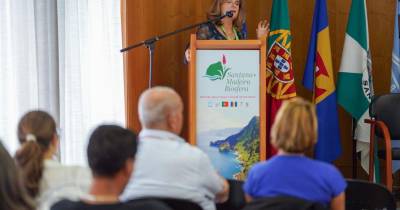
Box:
(219, 25), (239, 40)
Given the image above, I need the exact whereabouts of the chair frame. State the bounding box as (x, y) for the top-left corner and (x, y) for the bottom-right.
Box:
(365, 119), (393, 191)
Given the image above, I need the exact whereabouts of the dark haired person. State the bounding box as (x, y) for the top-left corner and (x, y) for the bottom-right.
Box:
(0, 141), (35, 210)
(51, 125), (171, 210)
(15, 110), (91, 210)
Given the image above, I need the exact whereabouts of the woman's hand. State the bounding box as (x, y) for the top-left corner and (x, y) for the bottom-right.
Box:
(257, 20), (270, 39)
(185, 49), (191, 62)
(215, 177), (229, 203)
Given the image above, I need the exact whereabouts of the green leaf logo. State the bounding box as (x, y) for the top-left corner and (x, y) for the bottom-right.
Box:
(204, 54), (231, 81)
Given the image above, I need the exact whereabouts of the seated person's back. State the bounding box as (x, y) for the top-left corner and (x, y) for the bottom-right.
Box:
(121, 87), (229, 210)
(15, 110), (91, 210)
(243, 98), (346, 210)
(121, 130), (220, 209)
(245, 155), (345, 205)
(51, 125), (171, 210)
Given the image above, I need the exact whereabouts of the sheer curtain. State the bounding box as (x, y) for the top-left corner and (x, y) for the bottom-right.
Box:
(0, 0), (59, 153)
(57, 0), (125, 165)
(0, 0), (125, 165)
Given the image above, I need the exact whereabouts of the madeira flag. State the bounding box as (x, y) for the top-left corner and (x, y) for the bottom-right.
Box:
(303, 0), (341, 162)
(265, 0), (296, 158)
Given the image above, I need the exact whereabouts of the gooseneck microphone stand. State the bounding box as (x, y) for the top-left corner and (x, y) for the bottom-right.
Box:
(120, 11), (234, 88)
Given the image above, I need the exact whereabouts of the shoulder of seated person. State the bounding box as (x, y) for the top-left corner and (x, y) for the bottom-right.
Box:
(43, 165), (91, 185)
(183, 142), (204, 152)
(46, 164), (89, 174)
(312, 158), (339, 170)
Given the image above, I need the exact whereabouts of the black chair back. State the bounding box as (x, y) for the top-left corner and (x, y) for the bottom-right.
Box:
(346, 179), (396, 210)
(124, 198), (174, 210)
(128, 198), (203, 210)
(369, 93), (400, 139)
(242, 196), (327, 210)
(217, 179), (246, 210)
(159, 198), (203, 210)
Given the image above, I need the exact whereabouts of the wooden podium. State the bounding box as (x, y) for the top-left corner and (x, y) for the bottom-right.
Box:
(188, 34), (267, 180)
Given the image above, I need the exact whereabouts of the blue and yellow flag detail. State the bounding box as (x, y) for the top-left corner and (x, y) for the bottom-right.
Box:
(303, 0), (341, 162)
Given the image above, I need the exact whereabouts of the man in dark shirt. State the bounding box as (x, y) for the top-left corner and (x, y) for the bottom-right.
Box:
(51, 125), (171, 210)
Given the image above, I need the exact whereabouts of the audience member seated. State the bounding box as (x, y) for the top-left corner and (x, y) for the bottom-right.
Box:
(15, 110), (91, 210)
(0, 141), (35, 210)
(243, 97), (346, 210)
(120, 86), (229, 210)
(51, 125), (172, 210)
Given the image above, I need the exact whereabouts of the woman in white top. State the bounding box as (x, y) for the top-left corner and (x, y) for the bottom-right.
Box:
(15, 110), (91, 210)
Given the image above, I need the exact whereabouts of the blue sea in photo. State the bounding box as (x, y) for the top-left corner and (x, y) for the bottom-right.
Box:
(197, 128), (242, 179)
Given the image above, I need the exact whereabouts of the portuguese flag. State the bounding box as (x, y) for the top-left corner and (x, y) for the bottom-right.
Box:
(265, 0), (296, 158)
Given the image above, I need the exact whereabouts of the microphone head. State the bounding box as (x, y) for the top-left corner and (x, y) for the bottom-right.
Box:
(226, 11), (234, 18)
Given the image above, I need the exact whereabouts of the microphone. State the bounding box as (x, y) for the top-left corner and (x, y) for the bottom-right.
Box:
(225, 11), (234, 18)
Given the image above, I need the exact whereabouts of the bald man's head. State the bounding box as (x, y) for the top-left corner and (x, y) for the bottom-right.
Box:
(138, 86), (183, 134)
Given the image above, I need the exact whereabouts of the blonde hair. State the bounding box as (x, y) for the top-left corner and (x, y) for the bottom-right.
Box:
(207, 0), (245, 31)
(271, 97), (317, 153)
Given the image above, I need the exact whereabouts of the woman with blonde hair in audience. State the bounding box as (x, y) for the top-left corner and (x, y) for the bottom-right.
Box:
(15, 110), (91, 210)
(243, 97), (346, 210)
(0, 141), (35, 210)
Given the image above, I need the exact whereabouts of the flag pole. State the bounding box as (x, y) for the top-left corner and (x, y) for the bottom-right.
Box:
(352, 118), (357, 178)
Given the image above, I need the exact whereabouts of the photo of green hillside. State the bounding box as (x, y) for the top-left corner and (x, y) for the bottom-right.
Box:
(209, 116), (260, 180)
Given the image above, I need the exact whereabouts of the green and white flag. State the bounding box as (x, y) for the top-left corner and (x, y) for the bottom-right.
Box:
(337, 0), (374, 173)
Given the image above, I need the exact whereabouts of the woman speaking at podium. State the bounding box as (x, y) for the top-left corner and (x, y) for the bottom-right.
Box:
(185, 0), (269, 62)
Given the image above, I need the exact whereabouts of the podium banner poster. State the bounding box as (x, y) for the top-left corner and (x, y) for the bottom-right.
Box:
(196, 50), (260, 180)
